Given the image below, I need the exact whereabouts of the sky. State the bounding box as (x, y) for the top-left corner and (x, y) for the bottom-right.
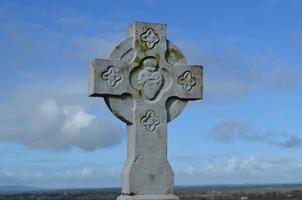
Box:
(0, 0), (302, 188)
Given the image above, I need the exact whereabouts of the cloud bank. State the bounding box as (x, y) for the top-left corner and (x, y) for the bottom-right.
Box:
(208, 120), (302, 148)
(0, 99), (122, 151)
(175, 155), (301, 185)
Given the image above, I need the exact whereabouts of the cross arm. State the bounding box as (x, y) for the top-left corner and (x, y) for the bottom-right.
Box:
(170, 65), (203, 100)
(89, 58), (134, 97)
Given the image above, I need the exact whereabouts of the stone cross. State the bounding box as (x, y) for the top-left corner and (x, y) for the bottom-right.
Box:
(89, 22), (203, 200)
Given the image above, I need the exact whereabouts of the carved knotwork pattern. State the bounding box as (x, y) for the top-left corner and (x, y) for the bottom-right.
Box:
(140, 29), (159, 49)
(140, 110), (160, 132)
(102, 66), (122, 87)
(177, 71), (197, 91)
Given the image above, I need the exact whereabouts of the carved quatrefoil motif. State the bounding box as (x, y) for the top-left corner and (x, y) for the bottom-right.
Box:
(140, 29), (159, 49)
(177, 71), (197, 91)
(140, 110), (160, 132)
(102, 66), (122, 87)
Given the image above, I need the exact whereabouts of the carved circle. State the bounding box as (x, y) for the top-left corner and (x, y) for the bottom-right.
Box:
(105, 38), (188, 124)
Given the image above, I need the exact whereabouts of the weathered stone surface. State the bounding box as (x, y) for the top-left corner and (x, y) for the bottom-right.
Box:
(89, 22), (203, 200)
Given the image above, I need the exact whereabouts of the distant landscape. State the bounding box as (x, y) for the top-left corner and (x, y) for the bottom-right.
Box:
(1, 184), (302, 200)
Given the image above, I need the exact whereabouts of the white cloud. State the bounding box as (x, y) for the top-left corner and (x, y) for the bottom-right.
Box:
(38, 100), (60, 121)
(225, 157), (239, 173)
(240, 156), (272, 175)
(62, 106), (95, 133)
(0, 10), (129, 152)
(185, 165), (197, 176)
(176, 155), (298, 185)
(0, 165), (120, 188)
(203, 163), (220, 175)
(0, 99), (122, 151)
(183, 163), (221, 177)
(79, 167), (94, 177)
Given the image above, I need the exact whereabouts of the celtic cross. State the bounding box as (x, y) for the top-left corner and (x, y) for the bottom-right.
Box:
(89, 22), (203, 200)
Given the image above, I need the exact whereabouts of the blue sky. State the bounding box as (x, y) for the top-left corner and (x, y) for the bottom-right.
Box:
(0, 0), (302, 188)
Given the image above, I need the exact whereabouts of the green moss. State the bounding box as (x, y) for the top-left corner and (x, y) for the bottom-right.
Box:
(155, 53), (160, 61)
(135, 39), (141, 48)
(184, 90), (190, 97)
(140, 44), (148, 54)
(170, 48), (184, 61)
(99, 71), (104, 78)
(118, 65), (129, 73)
(149, 174), (156, 181)
(134, 56), (141, 64)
